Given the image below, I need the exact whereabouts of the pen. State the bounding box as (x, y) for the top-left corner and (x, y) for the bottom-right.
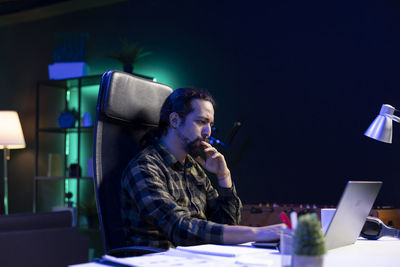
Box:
(290, 211), (298, 229)
(280, 212), (292, 229)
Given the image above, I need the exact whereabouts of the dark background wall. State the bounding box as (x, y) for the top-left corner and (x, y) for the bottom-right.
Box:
(1, 0), (400, 213)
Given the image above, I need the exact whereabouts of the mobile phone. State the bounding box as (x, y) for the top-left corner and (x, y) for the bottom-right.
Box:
(251, 241), (280, 250)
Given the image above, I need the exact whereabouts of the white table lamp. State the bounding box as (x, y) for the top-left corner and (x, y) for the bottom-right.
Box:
(0, 111), (26, 215)
(364, 104), (400, 143)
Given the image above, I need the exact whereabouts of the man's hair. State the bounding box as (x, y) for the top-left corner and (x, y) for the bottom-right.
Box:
(140, 87), (215, 147)
(158, 87), (215, 136)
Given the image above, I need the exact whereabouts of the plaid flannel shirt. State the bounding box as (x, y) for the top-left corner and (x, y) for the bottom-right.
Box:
(121, 141), (242, 249)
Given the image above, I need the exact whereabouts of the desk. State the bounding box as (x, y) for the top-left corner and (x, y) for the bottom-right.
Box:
(70, 237), (400, 267)
(324, 238), (400, 267)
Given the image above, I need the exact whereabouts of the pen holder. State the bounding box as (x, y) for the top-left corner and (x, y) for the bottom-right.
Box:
(280, 228), (294, 267)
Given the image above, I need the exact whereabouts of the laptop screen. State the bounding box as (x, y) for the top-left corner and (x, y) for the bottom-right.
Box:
(324, 181), (382, 250)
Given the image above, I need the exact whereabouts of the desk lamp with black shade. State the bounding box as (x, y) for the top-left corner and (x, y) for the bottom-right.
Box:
(363, 104), (400, 239)
(0, 111), (25, 215)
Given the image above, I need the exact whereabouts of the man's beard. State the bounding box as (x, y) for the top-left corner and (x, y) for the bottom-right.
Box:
(177, 131), (205, 158)
(185, 137), (205, 158)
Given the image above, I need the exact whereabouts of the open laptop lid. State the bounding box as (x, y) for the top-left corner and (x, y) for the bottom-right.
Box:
(324, 181), (382, 250)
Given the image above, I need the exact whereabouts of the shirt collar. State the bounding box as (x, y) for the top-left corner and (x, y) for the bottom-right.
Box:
(155, 140), (195, 171)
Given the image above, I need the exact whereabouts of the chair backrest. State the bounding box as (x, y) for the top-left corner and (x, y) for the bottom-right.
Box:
(93, 70), (173, 253)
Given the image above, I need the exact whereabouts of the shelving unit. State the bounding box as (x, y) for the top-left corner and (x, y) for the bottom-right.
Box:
(33, 75), (102, 225)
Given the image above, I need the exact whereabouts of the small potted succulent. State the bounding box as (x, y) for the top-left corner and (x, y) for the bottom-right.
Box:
(292, 213), (327, 267)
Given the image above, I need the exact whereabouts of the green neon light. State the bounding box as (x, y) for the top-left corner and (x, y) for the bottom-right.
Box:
(66, 90), (70, 102)
(65, 179), (69, 201)
(66, 133), (70, 156)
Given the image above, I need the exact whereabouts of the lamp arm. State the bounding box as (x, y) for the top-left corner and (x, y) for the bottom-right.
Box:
(386, 114), (400, 123)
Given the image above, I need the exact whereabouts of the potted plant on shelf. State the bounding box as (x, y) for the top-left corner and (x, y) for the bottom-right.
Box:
(108, 39), (151, 74)
(48, 32), (90, 79)
(292, 213), (327, 267)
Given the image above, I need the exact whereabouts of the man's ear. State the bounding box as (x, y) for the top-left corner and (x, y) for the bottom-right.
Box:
(169, 112), (180, 129)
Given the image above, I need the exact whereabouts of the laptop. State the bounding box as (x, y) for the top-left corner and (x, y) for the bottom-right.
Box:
(324, 181), (382, 250)
(252, 181), (382, 251)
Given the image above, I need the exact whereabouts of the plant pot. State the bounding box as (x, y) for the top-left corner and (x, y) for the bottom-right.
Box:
(123, 64), (133, 73)
(292, 254), (324, 267)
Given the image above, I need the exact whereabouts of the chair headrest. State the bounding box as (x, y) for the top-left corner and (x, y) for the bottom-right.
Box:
(99, 71), (173, 125)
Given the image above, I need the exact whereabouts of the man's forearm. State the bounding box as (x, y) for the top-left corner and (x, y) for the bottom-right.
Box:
(222, 225), (258, 244)
(222, 224), (283, 244)
(217, 171), (232, 188)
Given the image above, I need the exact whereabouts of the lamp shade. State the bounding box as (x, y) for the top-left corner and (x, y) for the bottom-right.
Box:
(364, 104), (397, 144)
(0, 111), (26, 149)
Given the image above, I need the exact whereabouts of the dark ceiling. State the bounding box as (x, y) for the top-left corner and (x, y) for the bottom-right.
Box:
(0, 0), (129, 26)
(0, 0), (67, 16)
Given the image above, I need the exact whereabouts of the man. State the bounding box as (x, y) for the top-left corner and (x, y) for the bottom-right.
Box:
(121, 87), (282, 249)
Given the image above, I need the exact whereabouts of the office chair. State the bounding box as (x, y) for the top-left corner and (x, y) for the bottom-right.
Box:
(93, 70), (173, 256)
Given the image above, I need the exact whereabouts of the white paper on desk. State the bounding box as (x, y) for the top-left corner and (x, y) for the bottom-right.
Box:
(176, 244), (267, 257)
(235, 255), (273, 266)
(102, 249), (238, 267)
(103, 253), (209, 267)
(68, 263), (101, 267)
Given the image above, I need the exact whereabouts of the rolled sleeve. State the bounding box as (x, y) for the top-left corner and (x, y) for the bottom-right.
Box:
(218, 184), (238, 197)
(206, 183), (242, 225)
(172, 216), (224, 245)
